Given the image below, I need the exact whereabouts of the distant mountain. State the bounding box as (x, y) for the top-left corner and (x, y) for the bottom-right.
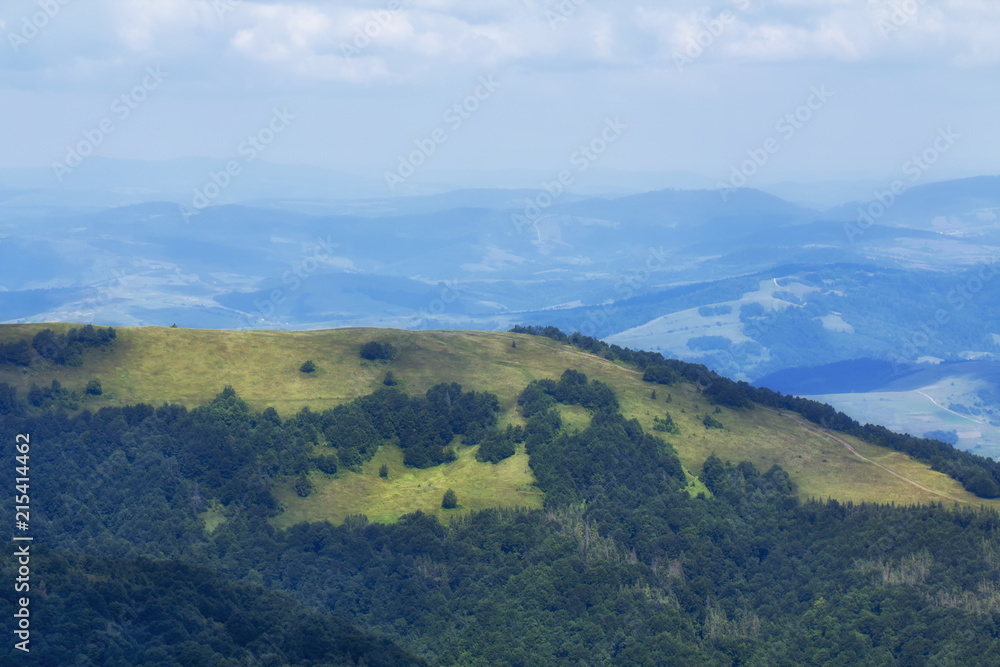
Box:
(4, 173), (1000, 455)
(555, 186), (817, 239)
(0, 156), (388, 207)
(827, 175), (1000, 230)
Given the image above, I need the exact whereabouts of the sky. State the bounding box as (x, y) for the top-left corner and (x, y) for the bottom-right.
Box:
(1, 0), (998, 189)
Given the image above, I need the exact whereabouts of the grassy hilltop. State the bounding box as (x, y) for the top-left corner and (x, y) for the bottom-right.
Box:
(3, 323), (998, 525)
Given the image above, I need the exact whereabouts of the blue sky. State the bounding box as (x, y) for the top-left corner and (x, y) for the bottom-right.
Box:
(1, 0), (998, 186)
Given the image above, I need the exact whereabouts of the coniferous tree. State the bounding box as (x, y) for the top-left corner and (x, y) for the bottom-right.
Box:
(295, 472), (314, 497)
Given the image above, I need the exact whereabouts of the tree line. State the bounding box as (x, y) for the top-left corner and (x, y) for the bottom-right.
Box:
(0, 324), (117, 367)
(510, 324), (1000, 498)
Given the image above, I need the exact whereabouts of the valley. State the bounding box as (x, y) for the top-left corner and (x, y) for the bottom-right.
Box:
(4, 173), (998, 462)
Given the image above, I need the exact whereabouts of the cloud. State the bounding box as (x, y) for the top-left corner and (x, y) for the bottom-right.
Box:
(4, 0), (998, 91)
(2, 0), (997, 177)
(111, 0), (218, 53)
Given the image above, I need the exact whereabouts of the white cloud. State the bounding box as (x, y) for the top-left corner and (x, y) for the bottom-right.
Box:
(4, 0), (998, 90)
(724, 19), (865, 62)
(1, 0), (997, 176)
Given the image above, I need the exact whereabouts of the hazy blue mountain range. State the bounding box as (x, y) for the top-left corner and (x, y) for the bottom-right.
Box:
(2, 161), (998, 455)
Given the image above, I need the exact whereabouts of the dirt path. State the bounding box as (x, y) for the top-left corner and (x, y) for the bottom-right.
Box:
(914, 389), (1000, 435)
(765, 407), (969, 505)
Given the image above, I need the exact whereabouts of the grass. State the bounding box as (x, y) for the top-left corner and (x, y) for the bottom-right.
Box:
(4, 323), (999, 525)
(271, 442), (542, 527)
(556, 404), (592, 433)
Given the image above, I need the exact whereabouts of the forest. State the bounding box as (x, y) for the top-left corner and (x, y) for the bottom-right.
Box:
(3, 346), (1000, 664)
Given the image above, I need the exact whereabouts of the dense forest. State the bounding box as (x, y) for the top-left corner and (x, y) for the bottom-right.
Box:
(2, 550), (425, 666)
(3, 347), (1000, 664)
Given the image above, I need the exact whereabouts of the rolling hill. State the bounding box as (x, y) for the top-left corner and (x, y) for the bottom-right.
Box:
(5, 322), (1000, 664)
(3, 322), (997, 526)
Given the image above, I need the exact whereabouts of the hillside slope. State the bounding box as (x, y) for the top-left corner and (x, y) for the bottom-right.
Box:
(2, 323), (998, 521)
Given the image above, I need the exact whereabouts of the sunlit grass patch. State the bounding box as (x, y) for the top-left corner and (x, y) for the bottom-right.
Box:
(271, 442), (543, 527)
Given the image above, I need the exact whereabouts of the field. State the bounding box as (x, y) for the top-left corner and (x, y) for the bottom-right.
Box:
(606, 277), (813, 363)
(3, 323), (999, 525)
(808, 375), (1000, 459)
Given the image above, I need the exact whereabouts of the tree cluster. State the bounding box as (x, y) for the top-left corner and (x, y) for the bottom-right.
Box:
(35, 325), (117, 366)
(295, 382), (502, 469)
(360, 341), (395, 361)
(474, 424), (524, 463)
(652, 412), (680, 434)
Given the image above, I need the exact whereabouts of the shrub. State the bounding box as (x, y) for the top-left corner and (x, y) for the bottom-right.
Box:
(442, 489), (458, 509)
(300, 360), (317, 373)
(295, 473), (314, 497)
(653, 413), (680, 435)
(360, 341), (395, 361)
(703, 414), (724, 430)
(85, 379), (103, 396)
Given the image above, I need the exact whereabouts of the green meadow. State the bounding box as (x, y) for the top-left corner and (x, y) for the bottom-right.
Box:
(4, 323), (998, 525)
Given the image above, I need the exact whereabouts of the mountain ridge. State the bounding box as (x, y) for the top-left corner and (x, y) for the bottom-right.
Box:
(2, 322), (997, 523)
